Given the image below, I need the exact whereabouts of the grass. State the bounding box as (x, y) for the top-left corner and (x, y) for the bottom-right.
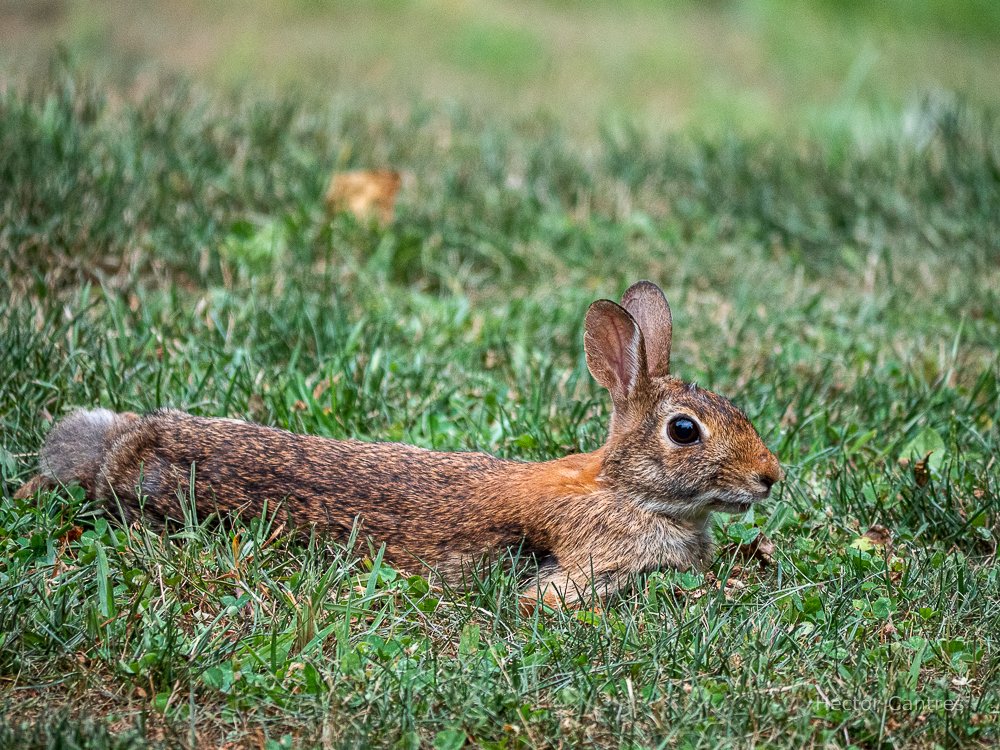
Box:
(1, 63), (999, 747)
(2, 0), (1000, 135)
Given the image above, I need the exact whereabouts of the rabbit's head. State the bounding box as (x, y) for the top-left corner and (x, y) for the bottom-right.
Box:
(585, 281), (782, 519)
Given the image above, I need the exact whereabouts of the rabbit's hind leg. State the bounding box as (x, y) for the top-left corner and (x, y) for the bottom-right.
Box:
(13, 473), (55, 499)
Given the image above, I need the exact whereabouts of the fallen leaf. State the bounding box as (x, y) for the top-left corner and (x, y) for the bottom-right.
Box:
(325, 168), (402, 223)
(913, 451), (933, 487)
(900, 428), (946, 474)
(673, 585), (708, 601)
(312, 378), (331, 400)
(723, 578), (747, 599)
(863, 524), (893, 548)
(61, 525), (84, 544)
(14, 474), (46, 500)
(735, 532), (776, 567)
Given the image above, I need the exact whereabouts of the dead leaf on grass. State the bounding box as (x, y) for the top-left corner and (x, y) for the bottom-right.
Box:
(879, 620), (897, 640)
(14, 474), (47, 499)
(61, 525), (84, 544)
(735, 532), (776, 567)
(913, 451), (933, 487)
(325, 168), (403, 223)
(863, 523), (893, 548)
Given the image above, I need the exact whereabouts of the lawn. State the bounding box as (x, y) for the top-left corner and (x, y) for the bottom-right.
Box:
(3, 0), (1000, 134)
(1, 61), (999, 747)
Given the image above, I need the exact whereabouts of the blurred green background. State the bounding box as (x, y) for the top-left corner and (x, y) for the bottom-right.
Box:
(2, 0), (999, 135)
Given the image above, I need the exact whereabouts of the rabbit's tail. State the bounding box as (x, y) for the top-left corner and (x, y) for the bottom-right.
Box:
(39, 408), (123, 492)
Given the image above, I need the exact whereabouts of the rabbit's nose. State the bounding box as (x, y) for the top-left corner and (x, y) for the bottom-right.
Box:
(757, 452), (785, 489)
(756, 472), (777, 491)
(756, 455), (782, 491)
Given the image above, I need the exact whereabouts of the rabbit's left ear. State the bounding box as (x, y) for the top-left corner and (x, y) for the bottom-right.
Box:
(621, 281), (672, 377)
(584, 300), (648, 412)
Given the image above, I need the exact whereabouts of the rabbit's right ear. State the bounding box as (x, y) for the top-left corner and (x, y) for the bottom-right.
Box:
(620, 280), (672, 377)
(584, 300), (648, 410)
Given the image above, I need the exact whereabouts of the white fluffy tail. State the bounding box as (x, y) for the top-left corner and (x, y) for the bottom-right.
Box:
(39, 408), (118, 488)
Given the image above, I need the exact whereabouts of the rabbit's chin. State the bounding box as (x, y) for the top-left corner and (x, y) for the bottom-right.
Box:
(707, 488), (769, 514)
(710, 499), (757, 515)
(639, 490), (759, 519)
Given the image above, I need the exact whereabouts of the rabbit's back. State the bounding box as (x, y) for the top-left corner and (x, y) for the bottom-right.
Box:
(57, 409), (534, 573)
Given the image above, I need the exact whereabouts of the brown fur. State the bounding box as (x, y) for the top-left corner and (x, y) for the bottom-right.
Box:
(17, 282), (782, 607)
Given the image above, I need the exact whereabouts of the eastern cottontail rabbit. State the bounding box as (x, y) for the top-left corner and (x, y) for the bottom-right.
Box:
(17, 281), (781, 607)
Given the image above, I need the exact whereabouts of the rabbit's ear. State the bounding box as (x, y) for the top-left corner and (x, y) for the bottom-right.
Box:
(620, 281), (672, 377)
(584, 300), (648, 408)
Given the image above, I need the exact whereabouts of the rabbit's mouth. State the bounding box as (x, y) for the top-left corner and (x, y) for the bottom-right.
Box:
(709, 491), (763, 514)
(713, 499), (755, 514)
(645, 489), (762, 517)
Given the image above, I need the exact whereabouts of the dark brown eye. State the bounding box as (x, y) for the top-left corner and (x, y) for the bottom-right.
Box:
(668, 416), (700, 445)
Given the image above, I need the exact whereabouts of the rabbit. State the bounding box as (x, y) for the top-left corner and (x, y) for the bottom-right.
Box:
(16, 281), (782, 608)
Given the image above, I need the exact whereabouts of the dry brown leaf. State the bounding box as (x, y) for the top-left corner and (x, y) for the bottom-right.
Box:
(312, 378), (331, 400)
(14, 474), (46, 499)
(913, 450), (933, 487)
(880, 621), (897, 640)
(736, 532), (776, 567)
(61, 525), (84, 544)
(673, 586), (708, 601)
(863, 524), (893, 548)
(325, 168), (402, 223)
(723, 577), (748, 600)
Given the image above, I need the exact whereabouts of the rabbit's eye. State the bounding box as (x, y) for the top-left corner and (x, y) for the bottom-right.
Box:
(668, 416), (700, 445)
